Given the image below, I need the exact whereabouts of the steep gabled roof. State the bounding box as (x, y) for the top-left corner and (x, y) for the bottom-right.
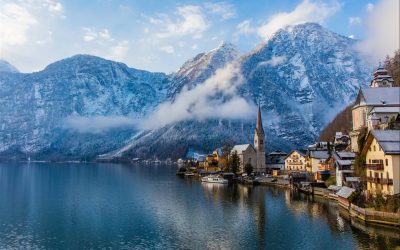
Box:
(362, 130), (400, 155)
(355, 87), (400, 107)
(284, 150), (305, 159)
(308, 150), (329, 159)
(231, 144), (255, 154)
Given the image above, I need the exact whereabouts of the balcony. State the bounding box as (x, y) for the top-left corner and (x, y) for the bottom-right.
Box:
(366, 177), (393, 185)
(365, 163), (384, 171)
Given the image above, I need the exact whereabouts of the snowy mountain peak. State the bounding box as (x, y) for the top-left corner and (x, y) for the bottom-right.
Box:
(168, 42), (239, 97)
(0, 59), (19, 73)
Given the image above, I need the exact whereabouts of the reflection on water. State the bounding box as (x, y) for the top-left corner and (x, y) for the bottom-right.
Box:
(0, 163), (398, 249)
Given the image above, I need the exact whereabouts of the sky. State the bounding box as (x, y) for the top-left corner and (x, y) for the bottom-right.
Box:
(0, 0), (399, 73)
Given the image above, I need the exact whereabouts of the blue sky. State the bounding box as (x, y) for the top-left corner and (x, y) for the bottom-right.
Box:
(0, 0), (398, 73)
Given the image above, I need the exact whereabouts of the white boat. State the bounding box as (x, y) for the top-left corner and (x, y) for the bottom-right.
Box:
(201, 175), (228, 184)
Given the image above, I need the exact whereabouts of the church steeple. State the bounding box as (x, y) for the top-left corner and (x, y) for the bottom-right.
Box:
(254, 99), (266, 173)
(256, 100), (264, 135)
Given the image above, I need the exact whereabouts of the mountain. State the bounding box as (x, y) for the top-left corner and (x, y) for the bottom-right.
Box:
(0, 60), (19, 73)
(0, 23), (371, 160)
(111, 23), (371, 159)
(167, 42), (239, 98)
(0, 55), (170, 160)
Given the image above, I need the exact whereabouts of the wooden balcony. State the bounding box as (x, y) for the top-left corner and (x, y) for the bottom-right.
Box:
(366, 177), (393, 185)
(365, 163), (384, 171)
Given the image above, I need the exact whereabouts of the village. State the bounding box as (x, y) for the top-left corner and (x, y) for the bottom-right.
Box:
(175, 65), (400, 227)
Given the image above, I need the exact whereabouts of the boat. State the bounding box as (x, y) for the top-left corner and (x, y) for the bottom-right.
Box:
(201, 175), (228, 184)
(184, 172), (195, 177)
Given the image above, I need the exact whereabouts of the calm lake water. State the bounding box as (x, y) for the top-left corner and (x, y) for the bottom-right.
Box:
(0, 162), (399, 249)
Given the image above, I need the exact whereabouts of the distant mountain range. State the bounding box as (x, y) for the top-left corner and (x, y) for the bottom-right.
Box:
(0, 23), (371, 161)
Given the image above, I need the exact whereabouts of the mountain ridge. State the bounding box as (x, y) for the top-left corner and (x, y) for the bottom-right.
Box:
(0, 23), (371, 160)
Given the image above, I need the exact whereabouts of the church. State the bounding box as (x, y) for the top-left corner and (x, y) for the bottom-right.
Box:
(230, 101), (266, 174)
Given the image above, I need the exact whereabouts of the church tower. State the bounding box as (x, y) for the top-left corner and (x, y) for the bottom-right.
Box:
(254, 100), (265, 173)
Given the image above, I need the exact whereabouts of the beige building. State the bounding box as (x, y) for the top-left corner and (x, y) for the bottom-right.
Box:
(231, 144), (257, 173)
(350, 87), (400, 152)
(362, 130), (400, 196)
(284, 150), (307, 172)
(350, 67), (399, 152)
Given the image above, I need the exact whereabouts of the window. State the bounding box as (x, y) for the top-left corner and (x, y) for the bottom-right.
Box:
(369, 159), (371, 163)
(373, 145), (376, 151)
(385, 159), (388, 166)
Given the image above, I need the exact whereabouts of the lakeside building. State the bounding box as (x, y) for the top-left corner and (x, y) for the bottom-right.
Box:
(266, 151), (287, 173)
(330, 151), (356, 187)
(349, 67), (400, 152)
(254, 101), (266, 173)
(230, 144), (256, 173)
(284, 150), (307, 172)
(307, 150), (330, 180)
(362, 130), (400, 196)
(231, 101), (266, 174)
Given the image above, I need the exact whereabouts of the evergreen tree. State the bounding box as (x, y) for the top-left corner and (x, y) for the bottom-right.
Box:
(229, 151), (240, 174)
(244, 163), (253, 175)
(385, 50), (400, 86)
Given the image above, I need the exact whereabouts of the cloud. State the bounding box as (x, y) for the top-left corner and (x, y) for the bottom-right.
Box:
(0, 3), (38, 48)
(64, 116), (137, 134)
(366, 3), (374, 12)
(160, 45), (175, 54)
(355, 0), (400, 62)
(257, 0), (341, 39)
(151, 5), (208, 39)
(258, 56), (287, 67)
(348, 34), (355, 39)
(107, 40), (130, 61)
(139, 62), (254, 129)
(43, 0), (64, 16)
(349, 16), (361, 25)
(83, 28), (113, 42)
(236, 20), (255, 35)
(204, 2), (236, 20)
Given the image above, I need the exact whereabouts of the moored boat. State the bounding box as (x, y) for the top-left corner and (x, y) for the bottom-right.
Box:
(201, 175), (228, 184)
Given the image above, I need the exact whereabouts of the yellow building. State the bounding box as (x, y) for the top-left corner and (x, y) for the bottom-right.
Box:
(284, 150), (307, 172)
(204, 154), (219, 172)
(362, 130), (400, 196)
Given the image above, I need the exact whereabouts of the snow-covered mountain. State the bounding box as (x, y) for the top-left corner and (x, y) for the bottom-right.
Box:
(0, 60), (19, 73)
(168, 41), (239, 98)
(0, 55), (170, 160)
(0, 23), (370, 160)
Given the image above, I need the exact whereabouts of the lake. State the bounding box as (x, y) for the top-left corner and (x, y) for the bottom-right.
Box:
(0, 162), (399, 249)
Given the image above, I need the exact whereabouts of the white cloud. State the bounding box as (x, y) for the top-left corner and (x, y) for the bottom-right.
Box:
(348, 34), (355, 39)
(236, 20), (255, 35)
(0, 3), (38, 48)
(356, 0), (400, 62)
(82, 28), (113, 42)
(160, 45), (175, 54)
(191, 44), (198, 50)
(140, 62), (254, 129)
(64, 116), (137, 134)
(44, 0), (64, 15)
(257, 0), (341, 39)
(107, 40), (130, 61)
(366, 3), (374, 12)
(151, 5), (208, 39)
(349, 16), (361, 25)
(258, 56), (287, 67)
(204, 2), (236, 20)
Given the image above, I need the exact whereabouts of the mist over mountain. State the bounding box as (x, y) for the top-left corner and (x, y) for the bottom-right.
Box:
(0, 23), (370, 160)
(0, 60), (19, 73)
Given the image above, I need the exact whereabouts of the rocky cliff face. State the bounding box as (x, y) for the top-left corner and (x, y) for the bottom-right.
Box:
(0, 23), (370, 160)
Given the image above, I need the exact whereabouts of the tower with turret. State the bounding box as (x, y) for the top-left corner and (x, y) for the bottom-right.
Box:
(254, 101), (266, 173)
